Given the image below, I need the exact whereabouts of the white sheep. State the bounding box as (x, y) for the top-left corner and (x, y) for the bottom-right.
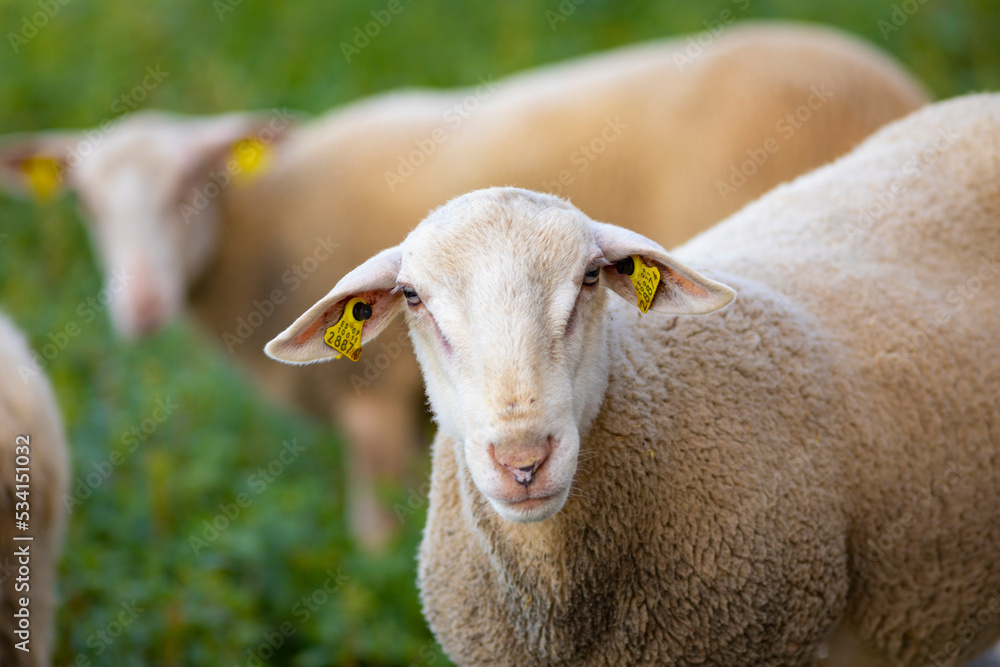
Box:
(0, 22), (928, 548)
(0, 312), (70, 667)
(266, 93), (1000, 665)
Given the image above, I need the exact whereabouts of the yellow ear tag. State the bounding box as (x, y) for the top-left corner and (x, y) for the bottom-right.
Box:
(324, 297), (369, 362)
(21, 156), (62, 201)
(621, 255), (660, 314)
(231, 137), (272, 184)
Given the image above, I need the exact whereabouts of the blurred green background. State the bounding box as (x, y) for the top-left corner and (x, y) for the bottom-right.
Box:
(0, 1), (997, 665)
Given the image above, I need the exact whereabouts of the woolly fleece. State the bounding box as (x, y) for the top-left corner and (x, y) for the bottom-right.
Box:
(418, 95), (1000, 666)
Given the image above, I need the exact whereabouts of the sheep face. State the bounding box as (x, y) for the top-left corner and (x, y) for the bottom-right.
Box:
(266, 187), (735, 523)
(0, 111), (292, 339)
(398, 193), (613, 522)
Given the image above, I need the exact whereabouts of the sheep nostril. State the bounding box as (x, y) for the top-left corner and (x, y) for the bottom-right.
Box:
(510, 468), (534, 487)
(502, 459), (544, 487)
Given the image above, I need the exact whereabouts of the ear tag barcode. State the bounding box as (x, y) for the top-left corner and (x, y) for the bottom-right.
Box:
(616, 255), (660, 314)
(324, 297), (371, 361)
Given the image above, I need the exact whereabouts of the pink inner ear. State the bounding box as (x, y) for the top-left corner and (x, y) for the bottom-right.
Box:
(293, 301), (345, 345)
(661, 264), (708, 298)
(0, 148), (39, 174)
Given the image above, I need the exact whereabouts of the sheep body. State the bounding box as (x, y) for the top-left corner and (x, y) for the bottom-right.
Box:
(416, 95), (1000, 666)
(0, 313), (69, 667)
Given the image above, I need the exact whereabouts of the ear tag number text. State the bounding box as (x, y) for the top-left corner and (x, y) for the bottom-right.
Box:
(324, 297), (371, 361)
(617, 255), (660, 314)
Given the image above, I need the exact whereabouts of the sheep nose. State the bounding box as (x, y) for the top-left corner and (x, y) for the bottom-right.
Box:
(495, 448), (550, 488)
(131, 288), (166, 335)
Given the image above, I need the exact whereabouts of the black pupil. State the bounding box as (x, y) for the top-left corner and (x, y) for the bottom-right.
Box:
(585, 268), (599, 281)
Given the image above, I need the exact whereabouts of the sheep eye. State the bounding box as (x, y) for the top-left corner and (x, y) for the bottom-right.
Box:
(401, 286), (421, 306)
(583, 267), (600, 286)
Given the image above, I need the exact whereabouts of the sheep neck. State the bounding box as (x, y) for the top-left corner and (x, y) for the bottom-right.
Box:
(441, 310), (638, 656)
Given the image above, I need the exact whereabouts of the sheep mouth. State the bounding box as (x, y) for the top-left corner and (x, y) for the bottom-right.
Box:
(490, 488), (568, 523)
(510, 494), (557, 508)
(489, 486), (562, 506)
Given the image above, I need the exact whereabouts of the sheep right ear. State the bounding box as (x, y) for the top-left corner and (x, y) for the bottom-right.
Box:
(0, 132), (79, 201)
(265, 246), (404, 365)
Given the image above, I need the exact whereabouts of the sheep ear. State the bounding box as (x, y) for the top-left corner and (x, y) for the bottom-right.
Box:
(265, 246), (404, 365)
(181, 111), (298, 183)
(0, 131), (79, 201)
(590, 221), (735, 315)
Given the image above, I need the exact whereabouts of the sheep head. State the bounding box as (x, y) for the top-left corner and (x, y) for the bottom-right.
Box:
(267, 187), (734, 523)
(0, 110), (295, 339)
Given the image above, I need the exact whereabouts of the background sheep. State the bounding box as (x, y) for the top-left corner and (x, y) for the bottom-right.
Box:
(0, 22), (927, 549)
(267, 93), (1000, 665)
(0, 312), (69, 667)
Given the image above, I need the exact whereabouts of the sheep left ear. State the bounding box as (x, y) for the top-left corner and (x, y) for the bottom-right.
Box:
(265, 246), (404, 365)
(180, 111), (299, 184)
(590, 221), (735, 315)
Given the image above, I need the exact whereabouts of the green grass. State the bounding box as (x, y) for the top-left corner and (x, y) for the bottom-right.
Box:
(0, 0), (997, 665)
